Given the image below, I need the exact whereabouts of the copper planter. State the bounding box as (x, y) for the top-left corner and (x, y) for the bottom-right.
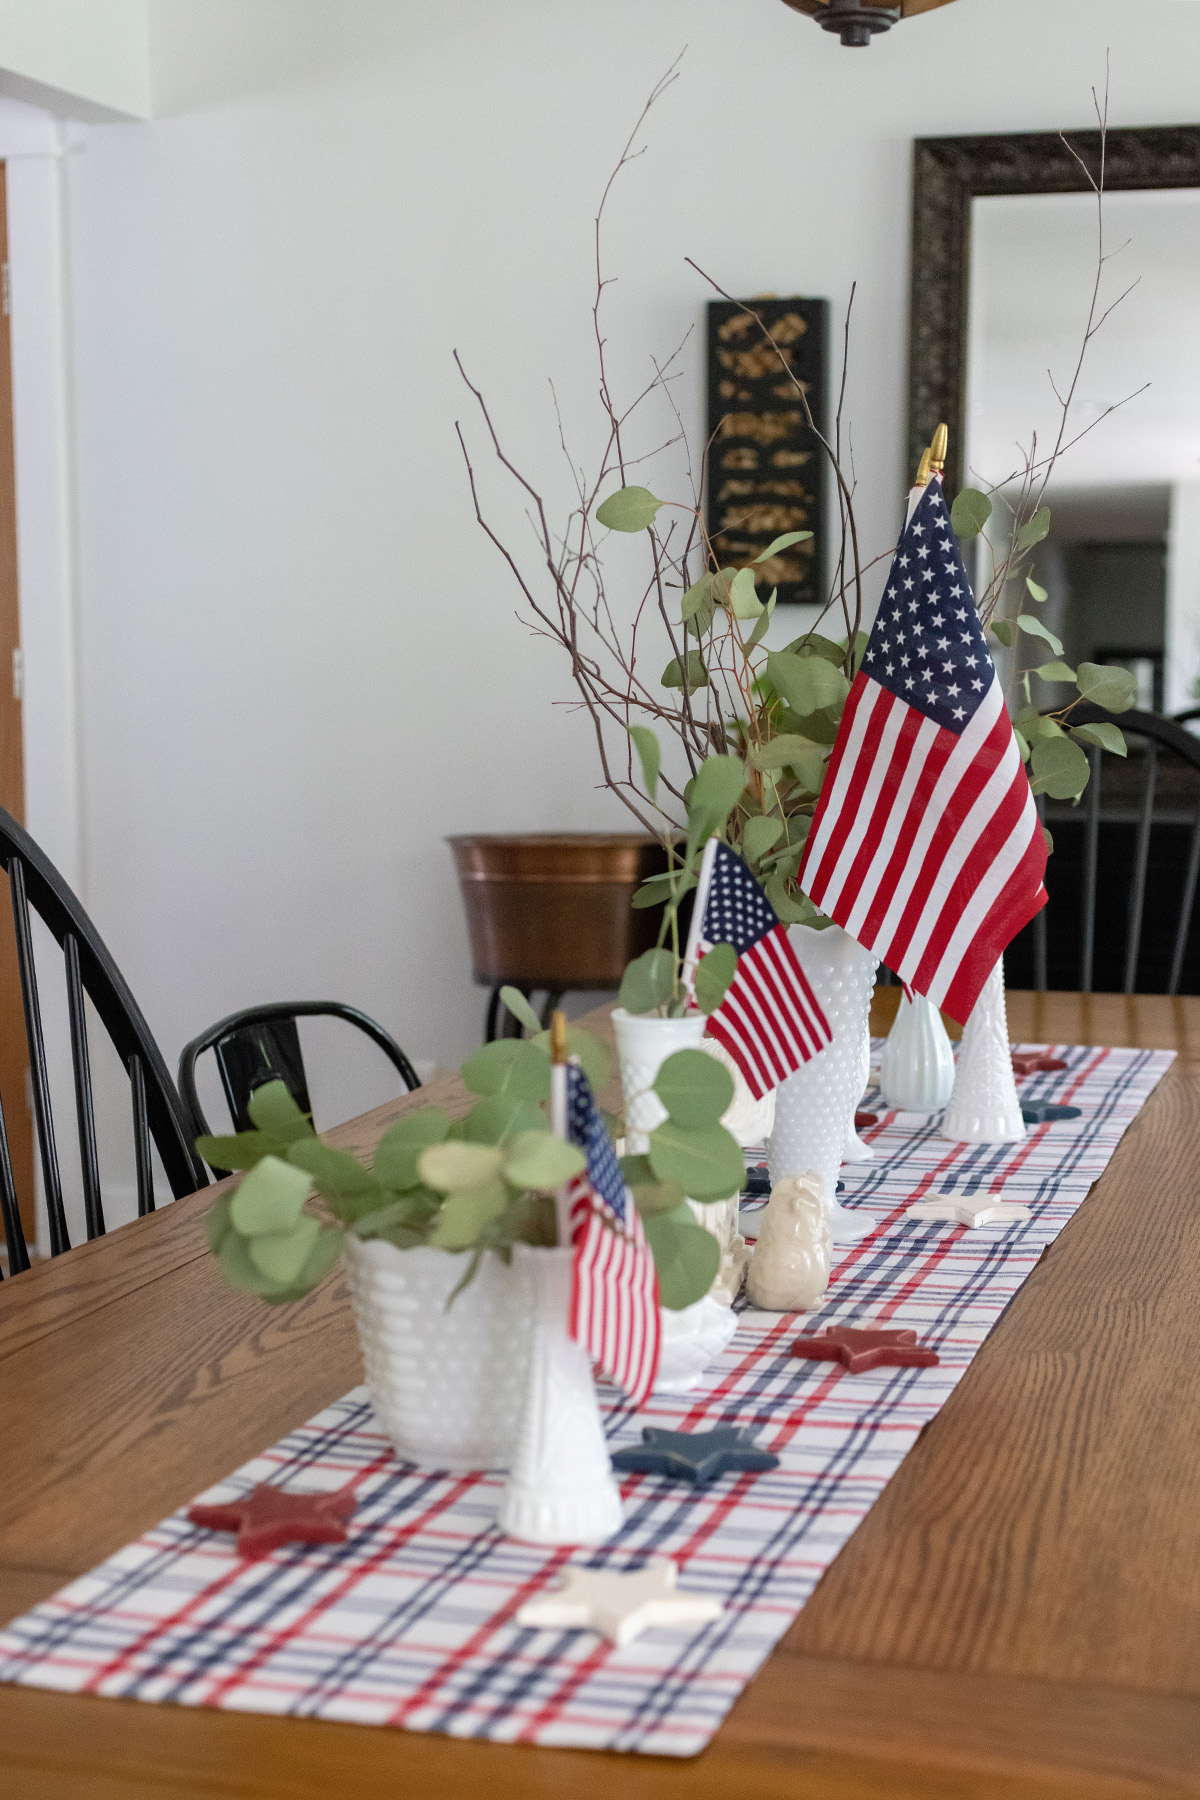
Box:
(448, 834), (669, 989)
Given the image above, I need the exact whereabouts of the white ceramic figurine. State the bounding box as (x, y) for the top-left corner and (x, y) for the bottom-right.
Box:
(745, 1171), (832, 1313)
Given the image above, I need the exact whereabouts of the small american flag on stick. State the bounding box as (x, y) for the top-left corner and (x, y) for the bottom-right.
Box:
(685, 840), (832, 1099)
(798, 474), (1047, 1024)
(564, 1062), (660, 1408)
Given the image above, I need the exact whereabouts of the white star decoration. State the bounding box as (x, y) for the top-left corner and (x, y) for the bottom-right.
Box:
(906, 1195), (1032, 1229)
(516, 1558), (723, 1648)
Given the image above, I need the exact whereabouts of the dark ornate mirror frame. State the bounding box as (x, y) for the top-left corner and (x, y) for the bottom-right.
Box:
(908, 126), (1200, 494)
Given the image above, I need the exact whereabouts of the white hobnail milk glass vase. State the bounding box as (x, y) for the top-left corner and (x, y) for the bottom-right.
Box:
(767, 923), (878, 1242)
(342, 1237), (535, 1472)
(940, 958), (1025, 1143)
(879, 991), (956, 1112)
(497, 1244), (624, 1545)
(612, 1007), (708, 1153)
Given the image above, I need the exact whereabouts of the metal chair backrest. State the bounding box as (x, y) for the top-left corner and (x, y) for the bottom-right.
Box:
(1028, 705), (1200, 995)
(179, 1001), (421, 1173)
(0, 806), (208, 1277)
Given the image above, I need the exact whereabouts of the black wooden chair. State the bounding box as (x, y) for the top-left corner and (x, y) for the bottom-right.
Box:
(0, 806), (208, 1277)
(1009, 705), (1200, 995)
(179, 1001), (422, 1174)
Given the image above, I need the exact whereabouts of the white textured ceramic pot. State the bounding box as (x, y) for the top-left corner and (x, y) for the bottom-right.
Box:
(879, 991), (955, 1112)
(767, 923), (878, 1242)
(940, 959), (1025, 1143)
(343, 1236), (534, 1473)
(612, 1007), (708, 1153)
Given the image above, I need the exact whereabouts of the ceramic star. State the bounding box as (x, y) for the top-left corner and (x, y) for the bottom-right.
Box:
(1011, 1051), (1068, 1076)
(188, 1483), (356, 1558)
(516, 1558), (723, 1648)
(1021, 1101), (1081, 1124)
(610, 1426), (779, 1486)
(791, 1324), (939, 1374)
(905, 1195), (1031, 1229)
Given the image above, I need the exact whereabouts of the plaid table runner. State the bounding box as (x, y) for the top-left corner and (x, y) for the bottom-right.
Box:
(0, 1043), (1173, 1756)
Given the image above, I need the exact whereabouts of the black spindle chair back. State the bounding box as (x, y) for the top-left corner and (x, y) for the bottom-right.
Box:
(1025, 705), (1200, 995)
(0, 806), (208, 1277)
(179, 1001), (421, 1174)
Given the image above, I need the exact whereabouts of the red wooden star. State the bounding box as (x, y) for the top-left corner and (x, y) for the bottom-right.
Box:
(854, 1110), (878, 1130)
(188, 1484), (356, 1558)
(1011, 1052), (1068, 1076)
(791, 1324), (940, 1374)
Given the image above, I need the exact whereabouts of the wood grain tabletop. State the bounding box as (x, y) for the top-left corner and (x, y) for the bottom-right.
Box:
(2, 992), (1199, 1798)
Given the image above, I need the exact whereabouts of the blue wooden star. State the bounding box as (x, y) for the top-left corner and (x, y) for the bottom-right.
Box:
(1021, 1101), (1081, 1124)
(611, 1427), (779, 1486)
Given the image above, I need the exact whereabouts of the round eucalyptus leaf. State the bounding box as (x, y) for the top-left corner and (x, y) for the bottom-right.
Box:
(529, 1024), (612, 1092)
(195, 1129), (285, 1172)
(204, 1193), (234, 1253)
(727, 567), (763, 619)
(642, 1204), (721, 1310)
(766, 649), (849, 717)
(419, 1141), (504, 1193)
(498, 986), (542, 1035)
(462, 1095), (546, 1146)
(1075, 661), (1138, 713)
(687, 754), (748, 828)
(661, 649), (709, 691)
(628, 1175), (687, 1217)
(229, 1155), (312, 1238)
(647, 1119), (744, 1201)
(1069, 721), (1127, 757)
(753, 530), (812, 564)
(741, 815), (784, 864)
(427, 1178), (509, 1248)
(288, 1139), (381, 1202)
(219, 1227), (288, 1296)
(692, 944), (738, 1018)
(460, 1038), (552, 1101)
(1016, 505), (1051, 550)
(1030, 733), (1091, 800)
(246, 1079), (315, 1145)
(619, 947), (677, 1016)
(595, 485), (662, 532)
(950, 487), (992, 540)
(247, 1214), (321, 1287)
(652, 1047), (734, 1125)
(501, 1130), (586, 1190)
(371, 1107), (451, 1189)
(627, 725), (661, 804)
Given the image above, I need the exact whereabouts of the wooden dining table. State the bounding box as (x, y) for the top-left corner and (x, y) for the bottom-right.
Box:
(3, 989), (1200, 1798)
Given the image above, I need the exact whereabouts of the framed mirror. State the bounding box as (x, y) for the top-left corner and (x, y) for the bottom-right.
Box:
(908, 126), (1200, 715)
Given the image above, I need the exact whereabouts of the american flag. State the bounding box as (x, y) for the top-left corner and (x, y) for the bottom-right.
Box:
(685, 840), (832, 1100)
(565, 1062), (661, 1407)
(798, 475), (1047, 1025)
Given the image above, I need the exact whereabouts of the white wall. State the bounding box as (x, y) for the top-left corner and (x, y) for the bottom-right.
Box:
(45, 0), (1200, 1209)
(0, 0), (148, 120)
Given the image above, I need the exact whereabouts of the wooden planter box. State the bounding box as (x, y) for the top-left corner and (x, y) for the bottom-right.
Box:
(448, 834), (668, 990)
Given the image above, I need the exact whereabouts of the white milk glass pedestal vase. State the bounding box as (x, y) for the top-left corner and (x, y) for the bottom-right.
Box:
(498, 1244), (623, 1545)
(612, 1007), (738, 1390)
(767, 924), (878, 1243)
(940, 958), (1026, 1144)
(343, 1237), (535, 1472)
(879, 991), (955, 1113)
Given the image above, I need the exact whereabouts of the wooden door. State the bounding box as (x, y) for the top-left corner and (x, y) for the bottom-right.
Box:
(0, 165), (33, 1249)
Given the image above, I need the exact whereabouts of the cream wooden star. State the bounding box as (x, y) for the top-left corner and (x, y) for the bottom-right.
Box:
(516, 1557), (723, 1648)
(906, 1195), (1031, 1229)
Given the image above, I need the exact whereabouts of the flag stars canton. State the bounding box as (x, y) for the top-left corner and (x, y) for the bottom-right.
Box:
(566, 1065), (627, 1222)
(862, 486), (992, 735)
(703, 845), (780, 953)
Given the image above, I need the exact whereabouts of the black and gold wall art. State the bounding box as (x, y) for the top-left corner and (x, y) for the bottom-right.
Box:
(705, 297), (828, 607)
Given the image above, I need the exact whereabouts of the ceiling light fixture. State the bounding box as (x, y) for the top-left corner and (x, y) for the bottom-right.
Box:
(779, 0), (959, 50)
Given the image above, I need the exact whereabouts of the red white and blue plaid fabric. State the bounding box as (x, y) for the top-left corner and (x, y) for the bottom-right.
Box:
(799, 477), (1048, 1026)
(566, 1062), (660, 1406)
(0, 1045), (1170, 1757)
(687, 839), (831, 1097)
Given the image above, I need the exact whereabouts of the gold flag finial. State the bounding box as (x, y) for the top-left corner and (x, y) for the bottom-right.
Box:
(550, 1009), (569, 1064)
(915, 445), (932, 486)
(929, 422), (949, 473)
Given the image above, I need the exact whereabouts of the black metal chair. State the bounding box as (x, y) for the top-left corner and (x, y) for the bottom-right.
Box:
(1011, 705), (1200, 995)
(0, 806), (208, 1277)
(179, 1001), (422, 1173)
